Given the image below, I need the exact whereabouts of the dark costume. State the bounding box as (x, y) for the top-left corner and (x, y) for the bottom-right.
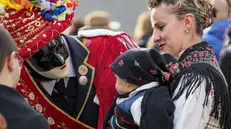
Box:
(0, 2), (138, 129)
(171, 41), (230, 129)
(219, 26), (231, 108)
(0, 85), (50, 129)
(104, 48), (181, 129)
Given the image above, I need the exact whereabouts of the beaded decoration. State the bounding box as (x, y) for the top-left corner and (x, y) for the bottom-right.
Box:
(0, 0), (78, 59)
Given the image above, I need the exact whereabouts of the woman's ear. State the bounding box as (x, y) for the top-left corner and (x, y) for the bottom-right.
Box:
(7, 51), (17, 72)
(183, 13), (195, 32)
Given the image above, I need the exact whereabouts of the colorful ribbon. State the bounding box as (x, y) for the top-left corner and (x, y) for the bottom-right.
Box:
(15, 0), (33, 9)
(29, 0), (40, 4)
(0, 0), (78, 21)
(40, 5), (67, 21)
(39, 0), (55, 10)
(0, 0), (24, 10)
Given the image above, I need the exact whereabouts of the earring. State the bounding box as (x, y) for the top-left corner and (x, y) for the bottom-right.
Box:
(185, 30), (189, 33)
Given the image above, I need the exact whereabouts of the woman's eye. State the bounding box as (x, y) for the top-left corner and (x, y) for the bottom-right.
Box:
(158, 25), (165, 31)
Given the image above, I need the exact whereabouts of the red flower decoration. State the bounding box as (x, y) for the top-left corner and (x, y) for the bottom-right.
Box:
(163, 72), (170, 81)
(150, 69), (157, 74)
(169, 64), (178, 74)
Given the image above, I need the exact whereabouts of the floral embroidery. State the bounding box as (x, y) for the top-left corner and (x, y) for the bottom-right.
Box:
(180, 44), (220, 70)
(150, 69), (157, 75)
(138, 77), (142, 80)
(118, 60), (124, 66)
(29, 92), (35, 100)
(35, 104), (43, 113)
(47, 117), (55, 125)
(17, 74), (70, 129)
(163, 72), (171, 81)
(21, 89), (25, 93)
(169, 62), (180, 75)
(134, 61), (139, 67)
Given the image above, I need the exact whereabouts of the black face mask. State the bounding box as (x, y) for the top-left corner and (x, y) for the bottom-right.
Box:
(28, 35), (69, 72)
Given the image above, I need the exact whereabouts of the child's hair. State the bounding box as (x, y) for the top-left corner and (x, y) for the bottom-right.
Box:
(0, 25), (17, 73)
(110, 48), (182, 86)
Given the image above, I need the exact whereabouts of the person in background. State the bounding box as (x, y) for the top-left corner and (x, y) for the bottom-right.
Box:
(219, 25), (231, 104)
(133, 11), (153, 48)
(82, 10), (121, 31)
(149, 0), (230, 128)
(202, 0), (231, 59)
(63, 18), (84, 35)
(0, 26), (50, 129)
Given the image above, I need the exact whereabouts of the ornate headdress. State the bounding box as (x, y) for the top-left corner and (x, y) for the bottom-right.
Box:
(0, 0), (78, 59)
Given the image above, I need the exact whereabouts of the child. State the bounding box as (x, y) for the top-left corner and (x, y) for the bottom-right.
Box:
(103, 48), (182, 129)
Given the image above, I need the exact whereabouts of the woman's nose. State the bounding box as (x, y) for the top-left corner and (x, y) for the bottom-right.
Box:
(152, 32), (161, 44)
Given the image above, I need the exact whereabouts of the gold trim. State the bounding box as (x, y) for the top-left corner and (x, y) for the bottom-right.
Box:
(25, 65), (94, 129)
(71, 36), (96, 120)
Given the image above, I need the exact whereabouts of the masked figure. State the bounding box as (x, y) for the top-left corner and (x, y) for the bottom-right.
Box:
(0, 1), (138, 129)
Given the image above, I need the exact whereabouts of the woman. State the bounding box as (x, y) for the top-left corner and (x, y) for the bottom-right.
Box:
(148, 0), (230, 129)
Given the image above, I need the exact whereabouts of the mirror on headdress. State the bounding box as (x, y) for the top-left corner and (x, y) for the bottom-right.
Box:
(26, 35), (70, 79)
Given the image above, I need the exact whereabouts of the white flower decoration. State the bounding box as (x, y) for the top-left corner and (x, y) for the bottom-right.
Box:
(35, 104), (43, 113)
(29, 92), (35, 100)
(47, 117), (55, 125)
(134, 61), (140, 67)
(118, 60), (124, 66)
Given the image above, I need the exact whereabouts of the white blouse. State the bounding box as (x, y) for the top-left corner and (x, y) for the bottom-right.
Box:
(172, 75), (214, 129)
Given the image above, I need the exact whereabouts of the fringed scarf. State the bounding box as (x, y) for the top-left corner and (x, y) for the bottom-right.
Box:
(171, 41), (230, 129)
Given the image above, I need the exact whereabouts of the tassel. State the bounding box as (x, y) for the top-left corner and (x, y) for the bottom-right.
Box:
(171, 63), (230, 129)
